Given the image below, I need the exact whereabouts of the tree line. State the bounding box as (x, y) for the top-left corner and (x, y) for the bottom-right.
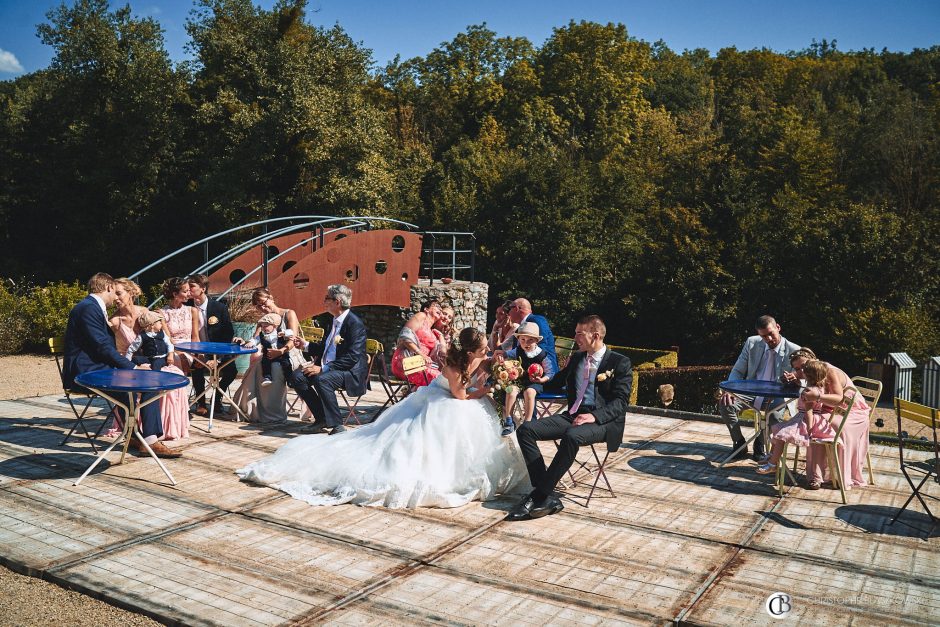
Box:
(1, 0), (937, 368)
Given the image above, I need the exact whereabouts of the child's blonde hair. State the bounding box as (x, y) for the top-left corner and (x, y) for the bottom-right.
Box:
(802, 359), (828, 386)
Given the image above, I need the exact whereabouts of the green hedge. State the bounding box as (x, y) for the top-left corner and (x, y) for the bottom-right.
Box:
(633, 365), (733, 414)
(0, 279), (87, 354)
(608, 344), (679, 370)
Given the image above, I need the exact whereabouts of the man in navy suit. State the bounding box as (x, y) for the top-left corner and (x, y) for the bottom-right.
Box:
(288, 284), (369, 435)
(185, 273), (237, 416)
(507, 298), (558, 377)
(63, 273), (181, 458)
(507, 314), (632, 521)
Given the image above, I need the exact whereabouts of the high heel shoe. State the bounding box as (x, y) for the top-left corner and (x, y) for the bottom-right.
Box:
(755, 462), (777, 475)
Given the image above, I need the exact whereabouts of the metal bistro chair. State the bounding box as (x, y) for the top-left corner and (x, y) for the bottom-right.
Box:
(48, 336), (115, 452)
(889, 399), (939, 526)
(338, 339), (384, 425)
(775, 393), (856, 503)
(785, 379), (881, 485)
(851, 376), (883, 486)
(401, 354), (432, 391)
(373, 348), (409, 411)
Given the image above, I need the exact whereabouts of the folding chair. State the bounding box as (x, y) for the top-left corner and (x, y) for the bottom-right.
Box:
(784, 379), (881, 485)
(401, 354), (432, 391)
(889, 399), (939, 526)
(554, 336), (577, 369)
(338, 339), (383, 425)
(559, 439), (619, 507)
(775, 393), (856, 503)
(373, 348), (409, 411)
(851, 376), (883, 485)
(48, 336), (115, 453)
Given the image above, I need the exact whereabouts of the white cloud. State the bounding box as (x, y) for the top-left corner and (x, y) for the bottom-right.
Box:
(0, 49), (24, 73)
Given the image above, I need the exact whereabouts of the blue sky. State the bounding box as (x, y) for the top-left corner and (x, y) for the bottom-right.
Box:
(1, 0), (938, 78)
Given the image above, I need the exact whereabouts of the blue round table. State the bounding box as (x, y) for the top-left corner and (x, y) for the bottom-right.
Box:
(175, 342), (258, 431)
(74, 369), (189, 486)
(717, 379), (802, 470)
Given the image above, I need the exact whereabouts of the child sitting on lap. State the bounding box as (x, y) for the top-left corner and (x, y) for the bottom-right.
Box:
(245, 312), (293, 387)
(499, 322), (555, 437)
(125, 310), (175, 371)
(757, 359), (835, 478)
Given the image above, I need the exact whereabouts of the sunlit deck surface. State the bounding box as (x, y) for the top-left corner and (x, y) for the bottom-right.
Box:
(0, 388), (936, 626)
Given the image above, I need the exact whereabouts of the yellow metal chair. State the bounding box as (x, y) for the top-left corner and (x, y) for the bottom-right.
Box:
(554, 336), (577, 370)
(776, 393), (856, 503)
(889, 399), (939, 526)
(48, 336), (115, 452)
(851, 376), (883, 485)
(787, 378), (881, 484)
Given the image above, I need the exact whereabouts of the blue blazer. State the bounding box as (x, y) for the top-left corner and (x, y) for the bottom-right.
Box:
(304, 310), (370, 396)
(510, 313), (559, 375)
(62, 295), (135, 390)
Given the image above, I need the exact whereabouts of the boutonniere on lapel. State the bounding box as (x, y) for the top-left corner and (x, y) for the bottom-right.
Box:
(596, 369), (614, 382)
(334, 335), (344, 345)
(208, 316), (219, 325)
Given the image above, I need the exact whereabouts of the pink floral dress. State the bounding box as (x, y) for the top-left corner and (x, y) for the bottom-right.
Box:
(770, 386), (836, 447)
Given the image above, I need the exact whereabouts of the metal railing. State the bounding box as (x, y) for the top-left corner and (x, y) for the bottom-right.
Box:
(421, 231), (476, 285)
(131, 216), (420, 306)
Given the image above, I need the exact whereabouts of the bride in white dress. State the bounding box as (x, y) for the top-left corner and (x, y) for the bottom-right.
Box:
(236, 328), (528, 508)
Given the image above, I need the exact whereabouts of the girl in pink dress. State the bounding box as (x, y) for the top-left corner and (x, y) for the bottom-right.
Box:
(757, 360), (835, 476)
(109, 278), (191, 441)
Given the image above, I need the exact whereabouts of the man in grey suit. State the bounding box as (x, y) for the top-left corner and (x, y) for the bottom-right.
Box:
(720, 315), (800, 461)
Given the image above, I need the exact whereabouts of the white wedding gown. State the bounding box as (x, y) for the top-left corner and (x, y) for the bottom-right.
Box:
(236, 376), (528, 508)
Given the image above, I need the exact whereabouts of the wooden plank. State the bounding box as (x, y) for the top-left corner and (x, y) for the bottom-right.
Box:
(55, 516), (413, 627)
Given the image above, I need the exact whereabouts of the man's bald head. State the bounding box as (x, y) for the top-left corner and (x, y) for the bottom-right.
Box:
(509, 298), (532, 323)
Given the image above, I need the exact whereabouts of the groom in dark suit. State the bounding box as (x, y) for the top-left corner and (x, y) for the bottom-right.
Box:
(507, 314), (631, 520)
(288, 284), (369, 435)
(63, 273), (181, 458)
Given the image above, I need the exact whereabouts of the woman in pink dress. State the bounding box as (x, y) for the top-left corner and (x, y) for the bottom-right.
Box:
(391, 300), (445, 386)
(109, 277), (191, 441)
(791, 350), (871, 490)
(160, 277), (199, 373)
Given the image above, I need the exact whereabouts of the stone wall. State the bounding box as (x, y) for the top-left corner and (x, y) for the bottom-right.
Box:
(354, 279), (489, 359)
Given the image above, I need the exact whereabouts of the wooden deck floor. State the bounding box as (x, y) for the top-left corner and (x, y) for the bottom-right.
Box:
(0, 390), (936, 626)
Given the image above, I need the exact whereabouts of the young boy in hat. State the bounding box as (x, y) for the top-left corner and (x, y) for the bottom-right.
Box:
(125, 310), (175, 371)
(500, 321), (555, 436)
(245, 312), (294, 387)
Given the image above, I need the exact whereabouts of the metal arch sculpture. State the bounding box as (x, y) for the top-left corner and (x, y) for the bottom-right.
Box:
(132, 216), (423, 316)
(265, 229), (423, 320)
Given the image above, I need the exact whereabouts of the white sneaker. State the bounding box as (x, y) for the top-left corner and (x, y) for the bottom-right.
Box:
(261, 377), (273, 387)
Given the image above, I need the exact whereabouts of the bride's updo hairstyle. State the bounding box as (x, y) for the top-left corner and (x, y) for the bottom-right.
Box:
(446, 327), (485, 386)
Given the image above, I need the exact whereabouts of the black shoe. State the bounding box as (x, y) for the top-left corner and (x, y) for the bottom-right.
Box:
(505, 492), (538, 521)
(301, 422), (327, 434)
(529, 494), (564, 519)
(752, 448), (767, 462)
(329, 425), (346, 435)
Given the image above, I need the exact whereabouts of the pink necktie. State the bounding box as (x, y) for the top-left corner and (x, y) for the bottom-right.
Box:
(753, 348), (775, 409)
(569, 354), (592, 414)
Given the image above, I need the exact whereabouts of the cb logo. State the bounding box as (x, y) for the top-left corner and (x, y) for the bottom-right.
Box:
(765, 592), (792, 619)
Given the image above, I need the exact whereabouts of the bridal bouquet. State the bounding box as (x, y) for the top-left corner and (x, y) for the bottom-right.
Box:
(491, 359), (523, 406)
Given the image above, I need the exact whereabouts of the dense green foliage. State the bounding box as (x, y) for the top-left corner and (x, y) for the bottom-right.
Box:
(1, 1), (937, 369)
(0, 280), (86, 353)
